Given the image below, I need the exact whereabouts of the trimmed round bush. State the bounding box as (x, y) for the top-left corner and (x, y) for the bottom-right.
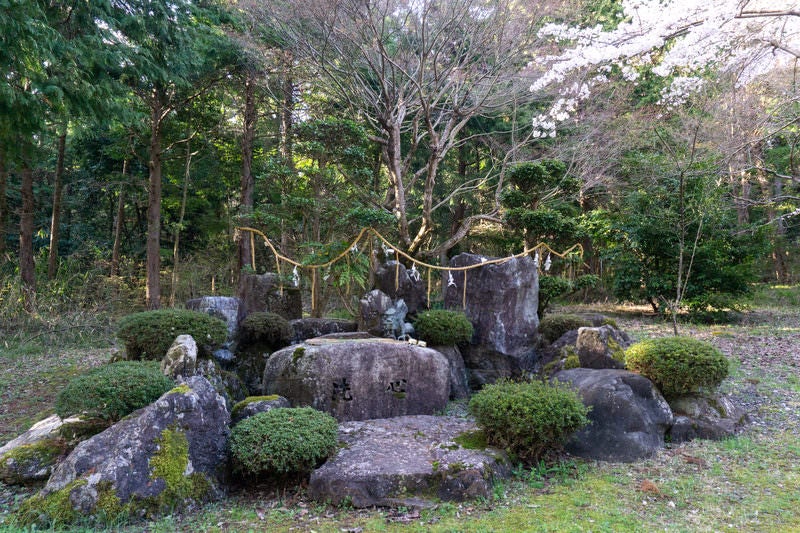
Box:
(237, 312), (292, 350)
(412, 310), (474, 346)
(229, 407), (338, 476)
(538, 313), (591, 344)
(624, 336), (729, 398)
(55, 361), (174, 422)
(117, 309), (228, 360)
(469, 380), (589, 462)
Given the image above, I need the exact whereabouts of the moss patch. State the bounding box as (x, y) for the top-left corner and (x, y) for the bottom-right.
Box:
(13, 479), (87, 528)
(454, 430), (488, 450)
(148, 426), (212, 508)
(168, 383), (192, 395)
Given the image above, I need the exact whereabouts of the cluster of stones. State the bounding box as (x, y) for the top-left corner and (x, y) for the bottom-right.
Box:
(0, 254), (748, 526)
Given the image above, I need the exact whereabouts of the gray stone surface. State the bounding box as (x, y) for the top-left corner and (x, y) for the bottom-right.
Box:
(41, 376), (230, 515)
(575, 325), (631, 370)
(0, 415), (70, 485)
(374, 261), (428, 315)
(161, 335), (198, 379)
(231, 395), (291, 425)
(309, 415), (509, 507)
(263, 339), (450, 422)
(554, 368), (673, 462)
(358, 290), (394, 337)
(238, 273), (302, 322)
(195, 358), (248, 410)
(430, 345), (470, 400)
(668, 394), (748, 443)
(444, 253), (539, 386)
(186, 296), (241, 335)
(290, 318), (358, 343)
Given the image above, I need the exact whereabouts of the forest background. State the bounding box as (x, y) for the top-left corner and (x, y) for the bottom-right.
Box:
(1, 0), (798, 324)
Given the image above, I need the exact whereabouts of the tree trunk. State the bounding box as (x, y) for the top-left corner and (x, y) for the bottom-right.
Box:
(20, 157), (36, 312)
(278, 52), (296, 256)
(238, 71), (257, 284)
(146, 99), (164, 310)
(169, 138), (193, 307)
(47, 130), (67, 279)
(111, 159), (127, 277)
(0, 147), (7, 259)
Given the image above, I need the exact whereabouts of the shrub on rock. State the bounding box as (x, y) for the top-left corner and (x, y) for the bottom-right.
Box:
(117, 309), (228, 360)
(413, 310), (474, 346)
(229, 407), (338, 476)
(468, 380), (589, 462)
(624, 336), (729, 398)
(237, 311), (292, 350)
(55, 361), (174, 422)
(538, 314), (591, 344)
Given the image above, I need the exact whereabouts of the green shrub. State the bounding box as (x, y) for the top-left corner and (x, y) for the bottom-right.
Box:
(237, 312), (292, 350)
(538, 314), (591, 344)
(412, 310), (474, 346)
(624, 336), (729, 398)
(228, 407), (338, 476)
(469, 380), (589, 463)
(55, 361), (174, 422)
(117, 309), (228, 360)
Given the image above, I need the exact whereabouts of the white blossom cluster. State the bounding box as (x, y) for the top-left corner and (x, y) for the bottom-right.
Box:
(529, 0), (800, 131)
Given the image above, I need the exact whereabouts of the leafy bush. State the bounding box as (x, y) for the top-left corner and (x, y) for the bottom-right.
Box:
(538, 314), (591, 344)
(55, 361), (174, 422)
(228, 407), (338, 476)
(117, 309), (228, 360)
(538, 275), (600, 318)
(412, 310), (474, 346)
(624, 336), (729, 398)
(469, 380), (589, 462)
(237, 311), (292, 350)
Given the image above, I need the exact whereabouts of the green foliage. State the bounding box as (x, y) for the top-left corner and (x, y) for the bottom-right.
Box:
(413, 310), (474, 346)
(587, 151), (761, 314)
(117, 309), (228, 360)
(237, 311), (292, 350)
(538, 314), (592, 344)
(55, 361), (173, 421)
(624, 336), (729, 398)
(229, 407), (338, 476)
(469, 380), (589, 463)
(540, 274), (598, 319)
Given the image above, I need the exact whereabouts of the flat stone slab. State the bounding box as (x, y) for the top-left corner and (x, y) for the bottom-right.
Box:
(309, 415), (509, 507)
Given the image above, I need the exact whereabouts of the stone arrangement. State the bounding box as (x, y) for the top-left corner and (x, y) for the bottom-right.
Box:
(0, 258), (749, 525)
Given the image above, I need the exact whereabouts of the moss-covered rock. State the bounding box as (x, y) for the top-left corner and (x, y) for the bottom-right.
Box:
(15, 376), (230, 528)
(0, 438), (68, 486)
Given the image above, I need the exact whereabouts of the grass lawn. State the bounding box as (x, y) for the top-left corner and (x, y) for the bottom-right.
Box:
(1, 286), (799, 532)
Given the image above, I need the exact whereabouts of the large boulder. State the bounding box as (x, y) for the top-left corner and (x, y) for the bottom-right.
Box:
(0, 416), (70, 486)
(374, 261), (427, 315)
(238, 272), (302, 322)
(668, 394), (748, 443)
(263, 339), (450, 422)
(186, 296), (240, 336)
(32, 376), (230, 524)
(309, 415), (509, 507)
(358, 290), (394, 336)
(554, 368), (673, 462)
(443, 253), (539, 387)
(575, 325), (631, 370)
(290, 318), (358, 343)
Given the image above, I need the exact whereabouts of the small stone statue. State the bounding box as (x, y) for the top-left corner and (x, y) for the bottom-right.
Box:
(382, 298), (415, 340)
